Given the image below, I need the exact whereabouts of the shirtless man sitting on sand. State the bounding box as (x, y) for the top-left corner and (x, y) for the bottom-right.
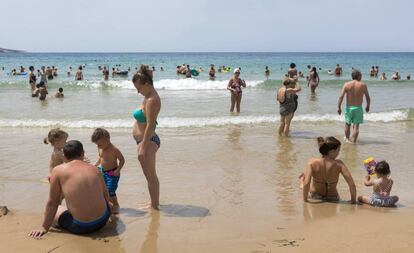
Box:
(29, 140), (112, 238)
(337, 69), (371, 144)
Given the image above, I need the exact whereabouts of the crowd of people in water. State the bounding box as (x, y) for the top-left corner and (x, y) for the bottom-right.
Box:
(21, 63), (401, 239)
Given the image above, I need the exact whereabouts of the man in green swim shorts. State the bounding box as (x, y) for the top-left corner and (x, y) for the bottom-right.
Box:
(337, 69), (371, 144)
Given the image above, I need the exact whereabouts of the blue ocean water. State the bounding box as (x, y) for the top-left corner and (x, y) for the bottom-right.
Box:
(0, 52), (413, 129)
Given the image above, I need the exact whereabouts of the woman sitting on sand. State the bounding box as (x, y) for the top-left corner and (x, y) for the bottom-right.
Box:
(300, 136), (357, 203)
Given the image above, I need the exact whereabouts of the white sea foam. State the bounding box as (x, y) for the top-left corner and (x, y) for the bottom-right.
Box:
(71, 79), (263, 90)
(0, 110), (410, 129)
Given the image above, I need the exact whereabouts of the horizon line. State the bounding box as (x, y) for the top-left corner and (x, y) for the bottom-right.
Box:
(3, 51), (414, 54)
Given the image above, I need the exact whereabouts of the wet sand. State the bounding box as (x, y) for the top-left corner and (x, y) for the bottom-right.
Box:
(1, 122), (414, 252)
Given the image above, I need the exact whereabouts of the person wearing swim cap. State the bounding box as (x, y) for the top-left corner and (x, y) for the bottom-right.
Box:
(227, 68), (246, 113)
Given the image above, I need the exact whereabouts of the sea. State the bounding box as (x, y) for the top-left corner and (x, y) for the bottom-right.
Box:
(0, 52), (413, 129)
(1, 52), (414, 214)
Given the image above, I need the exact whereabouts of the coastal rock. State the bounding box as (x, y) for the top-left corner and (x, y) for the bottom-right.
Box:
(0, 206), (9, 216)
(0, 47), (25, 53)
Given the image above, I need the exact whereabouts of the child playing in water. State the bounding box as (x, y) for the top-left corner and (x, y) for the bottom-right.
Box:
(55, 87), (64, 98)
(44, 128), (68, 181)
(92, 128), (125, 214)
(358, 161), (399, 207)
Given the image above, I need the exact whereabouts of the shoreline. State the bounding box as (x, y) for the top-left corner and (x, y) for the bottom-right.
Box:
(1, 123), (413, 252)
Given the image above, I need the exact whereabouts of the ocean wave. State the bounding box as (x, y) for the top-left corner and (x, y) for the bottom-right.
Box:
(70, 79), (264, 90)
(0, 110), (411, 129)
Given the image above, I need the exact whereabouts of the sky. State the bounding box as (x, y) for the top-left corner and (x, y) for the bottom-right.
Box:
(1, 0), (413, 52)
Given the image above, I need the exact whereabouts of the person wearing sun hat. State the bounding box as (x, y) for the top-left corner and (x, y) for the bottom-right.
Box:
(227, 68), (246, 113)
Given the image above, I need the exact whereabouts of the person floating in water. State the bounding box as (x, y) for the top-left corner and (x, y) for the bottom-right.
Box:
(337, 69), (371, 144)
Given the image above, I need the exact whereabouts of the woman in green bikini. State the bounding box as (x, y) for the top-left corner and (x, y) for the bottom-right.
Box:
(132, 65), (161, 210)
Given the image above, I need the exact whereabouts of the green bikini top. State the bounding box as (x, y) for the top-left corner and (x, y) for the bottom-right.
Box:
(133, 108), (158, 128)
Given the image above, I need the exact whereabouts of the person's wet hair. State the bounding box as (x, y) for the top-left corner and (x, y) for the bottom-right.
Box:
(63, 140), (84, 160)
(132, 64), (154, 86)
(290, 63), (296, 68)
(352, 69), (362, 80)
(78, 65), (83, 70)
(44, 128), (68, 145)
(282, 78), (294, 87)
(59, 87), (63, 92)
(317, 136), (341, 156)
(91, 128), (110, 142)
(375, 161), (390, 175)
(29, 66), (34, 71)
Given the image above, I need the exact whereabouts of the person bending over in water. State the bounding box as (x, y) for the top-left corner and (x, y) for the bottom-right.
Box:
(227, 68), (246, 113)
(300, 136), (357, 203)
(29, 140), (112, 238)
(380, 72), (387, 80)
(358, 161), (399, 207)
(132, 65), (161, 210)
(92, 128), (125, 214)
(277, 78), (301, 136)
(337, 69), (370, 144)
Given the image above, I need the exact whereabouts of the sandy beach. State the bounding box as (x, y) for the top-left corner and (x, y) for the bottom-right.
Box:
(1, 122), (414, 252)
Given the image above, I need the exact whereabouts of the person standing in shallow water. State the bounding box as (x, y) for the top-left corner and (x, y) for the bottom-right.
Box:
(132, 65), (161, 210)
(308, 67), (319, 93)
(277, 78), (301, 136)
(227, 68), (246, 113)
(337, 69), (371, 144)
(75, 66), (83, 81)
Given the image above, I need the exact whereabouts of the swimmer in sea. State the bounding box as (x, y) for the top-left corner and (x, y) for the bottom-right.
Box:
(391, 72), (400, 80)
(75, 66), (83, 81)
(334, 64), (342, 76)
(265, 66), (270, 79)
(209, 64), (215, 80)
(380, 72), (387, 80)
(55, 88), (64, 98)
(288, 63), (298, 79)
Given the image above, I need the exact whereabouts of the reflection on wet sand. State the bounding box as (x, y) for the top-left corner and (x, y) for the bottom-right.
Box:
(302, 202), (357, 221)
(215, 126), (244, 206)
(140, 211), (160, 253)
(227, 125), (242, 151)
(273, 137), (299, 216)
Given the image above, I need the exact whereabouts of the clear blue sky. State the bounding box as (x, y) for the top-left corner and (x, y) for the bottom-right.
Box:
(1, 0), (413, 52)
